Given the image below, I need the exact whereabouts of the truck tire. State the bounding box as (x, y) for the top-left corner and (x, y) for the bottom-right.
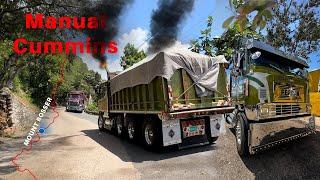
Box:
(142, 119), (161, 150)
(208, 137), (219, 144)
(127, 119), (139, 142)
(115, 116), (124, 137)
(235, 112), (249, 156)
(98, 113), (105, 131)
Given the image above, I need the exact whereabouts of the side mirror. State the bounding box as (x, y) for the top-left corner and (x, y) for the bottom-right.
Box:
(251, 51), (261, 60)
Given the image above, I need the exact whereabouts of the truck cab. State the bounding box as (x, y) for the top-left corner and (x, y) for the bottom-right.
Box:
(66, 91), (86, 113)
(229, 39), (315, 155)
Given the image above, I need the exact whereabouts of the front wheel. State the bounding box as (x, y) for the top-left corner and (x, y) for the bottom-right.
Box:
(235, 112), (249, 156)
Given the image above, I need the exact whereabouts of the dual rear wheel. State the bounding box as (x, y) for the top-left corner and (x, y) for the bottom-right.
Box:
(98, 114), (161, 149)
(141, 119), (161, 149)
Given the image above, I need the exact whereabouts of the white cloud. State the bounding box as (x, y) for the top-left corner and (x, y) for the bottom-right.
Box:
(171, 41), (190, 50)
(119, 27), (149, 52)
(108, 27), (149, 72)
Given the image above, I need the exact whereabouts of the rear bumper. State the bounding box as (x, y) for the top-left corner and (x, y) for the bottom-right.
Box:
(67, 105), (84, 111)
(249, 115), (315, 154)
(161, 114), (226, 147)
(159, 106), (234, 120)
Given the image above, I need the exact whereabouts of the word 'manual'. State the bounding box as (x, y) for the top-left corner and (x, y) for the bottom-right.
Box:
(13, 13), (118, 55)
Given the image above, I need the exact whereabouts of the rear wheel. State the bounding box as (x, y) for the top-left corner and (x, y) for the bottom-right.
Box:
(142, 119), (161, 150)
(127, 119), (139, 141)
(208, 136), (219, 144)
(115, 116), (124, 137)
(98, 113), (105, 131)
(235, 112), (249, 156)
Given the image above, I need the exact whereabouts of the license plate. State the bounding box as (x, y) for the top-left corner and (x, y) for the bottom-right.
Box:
(181, 119), (205, 138)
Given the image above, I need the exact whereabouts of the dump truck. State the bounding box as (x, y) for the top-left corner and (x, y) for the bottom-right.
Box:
(97, 49), (234, 149)
(66, 91), (87, 113)
(227, 39), (316, 156)
(309, 69), (320, 116)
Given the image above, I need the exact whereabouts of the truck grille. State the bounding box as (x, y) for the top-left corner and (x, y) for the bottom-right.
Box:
(259, 88), (267, 100)
(276, 104), (301, 115)
(69, 102), (78, 106)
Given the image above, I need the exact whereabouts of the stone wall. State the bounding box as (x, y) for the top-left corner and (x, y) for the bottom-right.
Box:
(0, 88), (13, 135)
(0, 88), (37, 136)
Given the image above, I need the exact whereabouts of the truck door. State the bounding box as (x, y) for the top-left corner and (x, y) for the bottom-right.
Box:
(230, 52), (247, 103)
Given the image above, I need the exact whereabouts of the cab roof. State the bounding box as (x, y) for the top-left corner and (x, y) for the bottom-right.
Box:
(245, 38), (309, 68)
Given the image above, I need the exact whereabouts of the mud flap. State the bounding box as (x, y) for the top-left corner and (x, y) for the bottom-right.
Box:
(162, 119), (182, 146)
(210, 114), (226, 137)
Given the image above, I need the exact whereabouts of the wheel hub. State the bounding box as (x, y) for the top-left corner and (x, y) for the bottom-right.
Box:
(128, 122), (134, 139)
(144, 124), (154, 145)
(98, 116), (103, 129)
(236, 120), (242, 145)
(117, 119), (122, 135)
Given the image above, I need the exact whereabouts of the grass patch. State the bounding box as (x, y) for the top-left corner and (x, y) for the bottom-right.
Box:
(86, 102), (98, 112)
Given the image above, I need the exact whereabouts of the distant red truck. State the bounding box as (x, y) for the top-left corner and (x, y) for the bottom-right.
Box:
(66, 91), (87, 113)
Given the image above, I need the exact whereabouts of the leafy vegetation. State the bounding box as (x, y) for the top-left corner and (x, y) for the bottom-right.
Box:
(190, 16), (261, 59)
(266, 0), (320, 59)
(120, 43), (147, 70)
(13, 54), (102, 106)
(193, 0), (319, 65)
(0, 1), (103, 106)
(224, 0), (275, 31)
(86, 102), (99, 112)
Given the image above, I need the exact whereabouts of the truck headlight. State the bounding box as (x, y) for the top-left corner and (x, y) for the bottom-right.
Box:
(258, 104), (276, 118)
(259, 107), (269, 117)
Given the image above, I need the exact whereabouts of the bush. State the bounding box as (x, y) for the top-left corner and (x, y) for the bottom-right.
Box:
(86, 102), (98, 112)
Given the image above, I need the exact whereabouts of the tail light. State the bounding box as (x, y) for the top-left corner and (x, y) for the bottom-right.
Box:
(168, 85), (173, 100)
(168, 85), (173, 110)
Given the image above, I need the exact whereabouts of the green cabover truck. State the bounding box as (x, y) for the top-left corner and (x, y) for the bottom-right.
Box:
(228, 38), (316, 156)
(97, 49), (234, 149)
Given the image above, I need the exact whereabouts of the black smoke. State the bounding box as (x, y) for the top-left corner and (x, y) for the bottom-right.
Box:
(148, 0), (195, 53)
(82, 0), (133, 68)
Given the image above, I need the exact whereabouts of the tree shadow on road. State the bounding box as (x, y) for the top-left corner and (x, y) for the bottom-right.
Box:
(0, 134), (83, 176)
(81, 129), (217, 163)
(0, 165), (16, 175)
(240, 132), (320, 179)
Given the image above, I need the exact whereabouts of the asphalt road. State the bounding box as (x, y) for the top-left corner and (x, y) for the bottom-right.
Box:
(1, 109), (320, 180)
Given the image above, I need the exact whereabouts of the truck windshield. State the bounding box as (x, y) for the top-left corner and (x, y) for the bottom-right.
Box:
(69, 94), (80, 99)
(252, 52), (306, 77)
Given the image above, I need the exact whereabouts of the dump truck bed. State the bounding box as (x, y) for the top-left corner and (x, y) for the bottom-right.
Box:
(108, 67), (229, 114)
(107, 48), (230, 114)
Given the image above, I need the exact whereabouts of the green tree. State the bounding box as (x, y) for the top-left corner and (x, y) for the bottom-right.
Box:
(17, 54), (102, 106)
(266, 0), (320, 59)
(0, 0), (88, 89)
(0, 0), (104, 107)
(190, 17), (261, 60)
(190, 16), (215, 56)
(120, 43), (147, 70)
(223, 0), (275, 31)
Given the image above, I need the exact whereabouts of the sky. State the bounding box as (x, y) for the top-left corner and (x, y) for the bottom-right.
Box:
(79, 0), (319, 79)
